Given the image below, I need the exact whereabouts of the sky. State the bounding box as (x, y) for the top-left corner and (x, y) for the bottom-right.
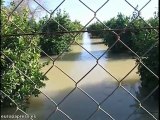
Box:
(3, 0), (159, 25)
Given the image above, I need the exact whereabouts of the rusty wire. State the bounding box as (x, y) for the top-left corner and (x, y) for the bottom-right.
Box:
(1, 0), (159, 120)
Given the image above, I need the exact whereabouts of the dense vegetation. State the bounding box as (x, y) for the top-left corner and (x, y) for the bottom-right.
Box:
(104, 13), (132, 53)
(131, 17), (159, 98)
(87, 22), (104, 38)
(1, 6), (47, 108)
(1, 2), (82, 108)
(87, 13), (159, 99)
(87, 14), (133, 53)
(39, 10), (83, 55)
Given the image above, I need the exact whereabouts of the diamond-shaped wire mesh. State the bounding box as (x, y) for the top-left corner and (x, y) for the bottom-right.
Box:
(1, 0), (159, 120)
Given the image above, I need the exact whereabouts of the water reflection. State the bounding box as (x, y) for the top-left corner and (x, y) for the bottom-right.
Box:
(1, 33), (159, 120)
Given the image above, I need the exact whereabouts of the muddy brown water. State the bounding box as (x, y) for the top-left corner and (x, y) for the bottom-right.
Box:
(1, 33), (159, 120)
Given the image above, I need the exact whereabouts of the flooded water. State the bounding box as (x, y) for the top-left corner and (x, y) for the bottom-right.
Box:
(1, 33), (159, 120)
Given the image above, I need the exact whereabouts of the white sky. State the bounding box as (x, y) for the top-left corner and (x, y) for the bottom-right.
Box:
(3, 0), (159, 25)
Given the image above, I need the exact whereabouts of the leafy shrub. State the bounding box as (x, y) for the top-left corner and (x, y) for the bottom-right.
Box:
(104, 13), (132, 53)
(39, 10), (83, 55)
(87, 22), (105, 38)
(132, 17), (159, 98)
(1, 5), (47, 108)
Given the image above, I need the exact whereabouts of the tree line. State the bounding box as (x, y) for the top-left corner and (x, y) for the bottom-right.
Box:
(87, 13), (159, 99)
(1, 1), (83, 108)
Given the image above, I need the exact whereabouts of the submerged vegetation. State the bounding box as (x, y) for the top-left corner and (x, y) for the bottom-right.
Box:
(1, 5), (47, 108)
(39, 9), (83, 56)
(1, 1), (83, 108)
(87, 13), (159, 99)
(1, 0), (159, 110)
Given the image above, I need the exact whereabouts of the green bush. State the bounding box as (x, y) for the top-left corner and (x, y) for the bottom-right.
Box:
(39, 10), (83, 55)
(70, 20), (83, 40)
(132, 17), (159, 98)
(104, 13), (132, 53)
(138, 44), (159, 98)
(87, 22), (105, 38)
(1, 5), (47, 108)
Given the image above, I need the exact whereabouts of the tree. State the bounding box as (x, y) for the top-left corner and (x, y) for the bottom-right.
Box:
(104, 13), (132, 53)
(1, 3), (47, 108)
(132, 16), (159, 99)
(87, 22), (105, 38)
(39, 9), (83, 55)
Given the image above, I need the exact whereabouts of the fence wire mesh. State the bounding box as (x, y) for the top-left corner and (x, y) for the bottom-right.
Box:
(1, 0), (159, 120)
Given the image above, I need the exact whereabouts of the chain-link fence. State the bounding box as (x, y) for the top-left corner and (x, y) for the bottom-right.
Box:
(1, 0), (159, 120)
